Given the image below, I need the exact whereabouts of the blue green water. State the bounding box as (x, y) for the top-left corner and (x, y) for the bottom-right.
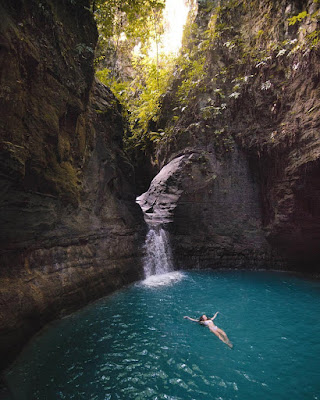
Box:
(4, 270), (320, 400)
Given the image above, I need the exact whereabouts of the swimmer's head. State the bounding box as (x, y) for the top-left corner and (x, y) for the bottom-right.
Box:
(199, 315), (208, 322)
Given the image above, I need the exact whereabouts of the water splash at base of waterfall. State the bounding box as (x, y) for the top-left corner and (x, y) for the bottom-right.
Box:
(142, 271), (185, 287)
(143, 227), (173, 278)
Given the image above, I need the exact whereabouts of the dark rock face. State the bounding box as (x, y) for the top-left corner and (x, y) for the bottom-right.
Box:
(232, 49), (320, 269)
(226, 5), (320, 270)
(151, 0), (320, 273)
(172, 148), (279, 270)
(136, 155), (186, 225)
(0, 1), (144, 370)
(138, 149), (281, 270)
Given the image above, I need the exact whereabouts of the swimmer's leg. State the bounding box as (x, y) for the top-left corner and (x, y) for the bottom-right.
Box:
(210, 329), (233, 348)
(215, 328), (233, 348)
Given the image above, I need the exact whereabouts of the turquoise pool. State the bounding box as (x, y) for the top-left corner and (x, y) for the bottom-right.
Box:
(4, 270), (320, 399)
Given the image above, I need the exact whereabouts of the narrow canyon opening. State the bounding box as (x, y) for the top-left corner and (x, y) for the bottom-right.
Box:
(1, 0), (320, 398)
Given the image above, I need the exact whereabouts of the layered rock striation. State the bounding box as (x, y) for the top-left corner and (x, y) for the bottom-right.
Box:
(149, 0), (320, 272)
(1, 0), (320, 374)
(138, 149), (279, 270)
(0, 0), (144, 370)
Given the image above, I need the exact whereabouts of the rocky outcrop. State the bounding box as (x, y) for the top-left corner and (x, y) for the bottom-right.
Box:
(172, 147), (280, 270)
(218, 0), (320, 270)
(0, 0), (144, 370)
(136, 155), (186, 225)
(151, 0), (320, 272)
(1, 0), (320, 374)
(138, 149), (280, 270)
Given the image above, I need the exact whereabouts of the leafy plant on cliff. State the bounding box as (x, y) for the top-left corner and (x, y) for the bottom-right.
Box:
(288, 11), (308, 26)
(94, 0), (179, 151)
(307, 30), (320, 47)
(97, 54), (175, 151)
(92, 0), (320, 158)
(173, 14), (207, 108)
(93, 0), (165, 78)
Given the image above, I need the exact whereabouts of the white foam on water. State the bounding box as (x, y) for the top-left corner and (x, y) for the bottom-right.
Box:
(142, 271), (185, 288)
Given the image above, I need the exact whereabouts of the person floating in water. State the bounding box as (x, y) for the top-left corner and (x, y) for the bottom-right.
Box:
(184, 312), (233, 348)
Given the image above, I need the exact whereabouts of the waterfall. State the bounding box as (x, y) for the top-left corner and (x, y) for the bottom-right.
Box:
(136, 156), (187, 285)
(143, 226), (173, 278)
(141, 224), (183, 287)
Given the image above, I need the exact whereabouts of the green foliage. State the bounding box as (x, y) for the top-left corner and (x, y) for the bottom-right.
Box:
(201, 105), (223, 120)
(127, 55), (175, 146)
(307, 30), (320, 47)
(94, 0), (165, 76)
(174, 15), (209, 107)
(256, 29), (264, 38)
(75, 43), (94, 56)
(94, 0), (165, 40)
(288, 11), (308, 26)
(97, 53), (176, 151)
(93, 0), (175, 152)
(176, 55), (206, 105)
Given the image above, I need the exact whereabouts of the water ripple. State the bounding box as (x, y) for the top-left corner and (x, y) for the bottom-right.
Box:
(4, 270), (320, 400)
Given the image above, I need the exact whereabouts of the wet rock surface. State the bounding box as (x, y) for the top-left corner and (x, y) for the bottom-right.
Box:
(0, 0), (144, 370)
(139, 149), (281, 270)
(136, 155), (187, 225)
(1, 0), (320, 375)
(152, 0), (320, 272)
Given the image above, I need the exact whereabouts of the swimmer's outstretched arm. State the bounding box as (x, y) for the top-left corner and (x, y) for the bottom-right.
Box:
(184, 316), (198, 322)
(210, 312), (219, 321)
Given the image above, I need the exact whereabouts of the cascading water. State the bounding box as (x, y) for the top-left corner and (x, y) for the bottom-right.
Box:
(136, 156), (187, 285)
(137, 207), (183, 286)
(136, 191), (175, 280)
(142, 226), (173, 278)
(139, 222), (182, 287)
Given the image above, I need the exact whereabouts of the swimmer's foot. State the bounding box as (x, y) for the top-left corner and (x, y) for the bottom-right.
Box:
(227, 342), (233, 349)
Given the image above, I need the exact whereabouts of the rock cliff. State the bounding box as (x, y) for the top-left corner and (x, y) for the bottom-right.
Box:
(0, 0), (144, 370)
(1, 0), (320, 375)
(148, 0), (320, 271)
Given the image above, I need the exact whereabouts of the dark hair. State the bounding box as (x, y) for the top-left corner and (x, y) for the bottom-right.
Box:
(199, 315), (206, 322)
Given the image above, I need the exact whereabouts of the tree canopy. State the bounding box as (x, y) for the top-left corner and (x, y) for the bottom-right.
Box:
(94, 0), (179, 152)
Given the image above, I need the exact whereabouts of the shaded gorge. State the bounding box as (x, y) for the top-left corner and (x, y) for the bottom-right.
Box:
(4, 270), (320, 400)
(1, 0), (320, 394)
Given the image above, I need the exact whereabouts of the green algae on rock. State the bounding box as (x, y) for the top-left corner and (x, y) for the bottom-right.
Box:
(0, 0), (145, 371)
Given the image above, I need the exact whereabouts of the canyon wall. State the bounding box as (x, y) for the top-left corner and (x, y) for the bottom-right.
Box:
(0, 0), (144, 370)
(150, 0), (320, 271)
(1, 0), (320, 374)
